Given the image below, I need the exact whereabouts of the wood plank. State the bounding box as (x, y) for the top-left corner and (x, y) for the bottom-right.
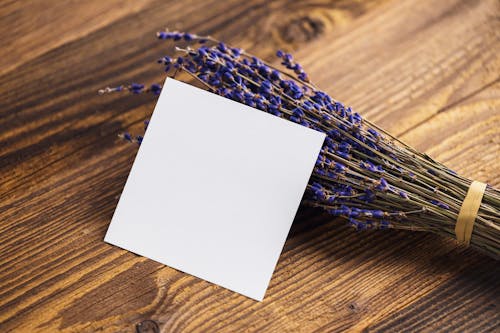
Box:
(402, 82), (500, 185)
(300, 0), (500, 137)
(0, 0), (498, 332)
(0, 0), (153, 75)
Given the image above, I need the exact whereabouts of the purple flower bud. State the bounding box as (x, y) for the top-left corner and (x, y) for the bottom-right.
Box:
(157, 31), (167, 39)
(430, 200), (450, 210)
(150, 83), (162, 95)
(130, 83), (144, 94)
(380, 221), (390, 229)
(218, 42), (227, 53)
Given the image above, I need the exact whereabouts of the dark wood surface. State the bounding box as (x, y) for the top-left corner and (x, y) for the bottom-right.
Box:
(1, 0), (499, 332)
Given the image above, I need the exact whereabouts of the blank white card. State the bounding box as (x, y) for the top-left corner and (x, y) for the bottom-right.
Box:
(105, 78), (325, 301)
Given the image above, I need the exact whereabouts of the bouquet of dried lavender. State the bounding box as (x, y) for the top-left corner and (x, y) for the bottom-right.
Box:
(101, 31), (500, 260)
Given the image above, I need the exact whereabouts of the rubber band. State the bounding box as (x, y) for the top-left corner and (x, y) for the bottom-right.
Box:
(455, 180), (487, 246)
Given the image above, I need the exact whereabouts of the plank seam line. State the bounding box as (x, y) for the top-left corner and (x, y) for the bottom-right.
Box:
(397, 76), (500, 138)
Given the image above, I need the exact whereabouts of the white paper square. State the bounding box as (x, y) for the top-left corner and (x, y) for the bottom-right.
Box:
(105, 78), (325, 301)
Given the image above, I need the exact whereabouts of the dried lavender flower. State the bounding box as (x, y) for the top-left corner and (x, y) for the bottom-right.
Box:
(101, 30), (500, 259)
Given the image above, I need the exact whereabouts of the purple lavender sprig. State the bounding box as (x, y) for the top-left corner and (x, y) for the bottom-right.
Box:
(101, 30), (500, 259)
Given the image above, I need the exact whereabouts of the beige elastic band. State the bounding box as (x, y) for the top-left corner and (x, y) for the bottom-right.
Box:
(455, 180), (487, 246)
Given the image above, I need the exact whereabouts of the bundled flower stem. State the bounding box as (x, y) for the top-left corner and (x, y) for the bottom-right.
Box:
(101, 31), (500, 259)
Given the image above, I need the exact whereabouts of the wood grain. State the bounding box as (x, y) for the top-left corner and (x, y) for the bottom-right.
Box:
(1, 0), (499, 332)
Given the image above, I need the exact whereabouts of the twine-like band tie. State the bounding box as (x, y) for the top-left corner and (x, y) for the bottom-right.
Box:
(455, 180), (487, 246)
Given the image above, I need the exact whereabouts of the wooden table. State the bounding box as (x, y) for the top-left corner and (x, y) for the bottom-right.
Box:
(1, 0), (499, 332)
